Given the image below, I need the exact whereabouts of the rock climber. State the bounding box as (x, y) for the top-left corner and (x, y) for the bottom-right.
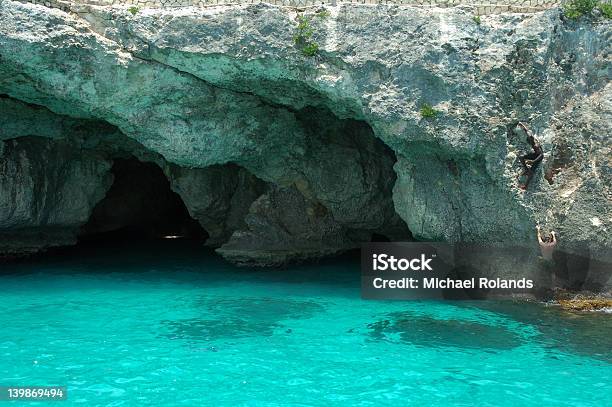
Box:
(517, 122), (543, 190)
(536, 224), (557, 261)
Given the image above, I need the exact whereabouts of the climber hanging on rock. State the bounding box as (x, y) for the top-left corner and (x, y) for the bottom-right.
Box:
(536, 224), (557, 262)
(516, 122), (543, 190)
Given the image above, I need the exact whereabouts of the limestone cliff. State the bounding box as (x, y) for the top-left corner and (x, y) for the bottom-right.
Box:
(0, 1), (609, 291)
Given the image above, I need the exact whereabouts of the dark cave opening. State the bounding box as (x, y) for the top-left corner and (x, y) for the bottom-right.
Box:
(370, 233), (391, 242)
(79, 157), (206, 243)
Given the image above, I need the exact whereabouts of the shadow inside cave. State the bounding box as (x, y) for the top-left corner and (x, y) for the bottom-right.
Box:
(79, 157), (206, 244)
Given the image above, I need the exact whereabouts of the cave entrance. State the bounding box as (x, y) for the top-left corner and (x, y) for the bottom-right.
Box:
(79, 158), (205, 243)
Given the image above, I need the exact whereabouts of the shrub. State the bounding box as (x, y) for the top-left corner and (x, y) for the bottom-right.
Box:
(563, 0), (597, 19)
(316, 9), (331, 18)
(127, 6), (139, 15)
(599, 2), (612, 18)
(296, 15), (313, 35)
(420, 103), (439, 119)
(473, 15), (481, 25)
(294, 15), (320, 57)
(302, 42), (319, 57)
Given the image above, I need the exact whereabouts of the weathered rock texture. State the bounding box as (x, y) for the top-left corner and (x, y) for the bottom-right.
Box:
(16, 0), (566, 15)
(217, 185), (359, 266)
(0, 1), (609, 290)
(0, 136), (112, 255)
(162, 163), (268, 246)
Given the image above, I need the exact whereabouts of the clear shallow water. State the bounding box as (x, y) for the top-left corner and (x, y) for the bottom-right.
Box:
(1, 240), (610, 407)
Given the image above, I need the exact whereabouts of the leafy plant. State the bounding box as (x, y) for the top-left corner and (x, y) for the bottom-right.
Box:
(563, 0), (597, 19)
(599, 2), (612, 18)
(316, 9), (331, 18)
(302, 42), (320, 57)
(473, 15), (481, 25)
(127, 6), (139, 15)
(296, 16), (313, 37)
(420, 103), (439, 119)
(294, 15), (320, 58)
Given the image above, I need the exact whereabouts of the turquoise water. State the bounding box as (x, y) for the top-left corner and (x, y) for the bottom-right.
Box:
(1, 240), (610, 407)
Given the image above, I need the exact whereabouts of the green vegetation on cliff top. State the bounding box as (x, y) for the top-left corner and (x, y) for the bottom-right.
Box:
(563, 0), (612, 19)
(294, 11), (329, 57)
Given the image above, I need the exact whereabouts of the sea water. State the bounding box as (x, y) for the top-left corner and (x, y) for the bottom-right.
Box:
(0, 240), (610, 406)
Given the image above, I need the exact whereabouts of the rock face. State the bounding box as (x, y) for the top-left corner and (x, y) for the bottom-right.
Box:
(0, 1), (609, 290)
(162, 163), (268, 246)
(0, 137), (112, 255)
(217, 186), (359, 266)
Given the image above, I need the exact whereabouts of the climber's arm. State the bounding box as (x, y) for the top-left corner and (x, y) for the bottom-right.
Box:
(518, 122), (531, 136)
(531, 149), (543, 164)
(536, 225), (544, 244)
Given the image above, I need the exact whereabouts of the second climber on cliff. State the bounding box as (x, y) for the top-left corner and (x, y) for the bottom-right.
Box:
(536, 224), (557, 262)
(516, 122), (544, 190)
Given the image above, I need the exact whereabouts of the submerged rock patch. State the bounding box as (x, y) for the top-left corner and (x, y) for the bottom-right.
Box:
(367, 312), (524, 350)
(160, 297), (324, 342)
